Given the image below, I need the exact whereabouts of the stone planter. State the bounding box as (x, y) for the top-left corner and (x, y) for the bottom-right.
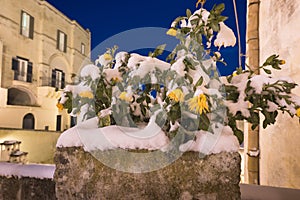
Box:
(54, 147), (241, 200)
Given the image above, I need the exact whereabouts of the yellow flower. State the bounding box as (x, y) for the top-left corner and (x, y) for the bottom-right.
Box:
(56, 102), (64, 111)
(103, 53), (113, 61)
(188, 94), (209, 115)
(168, 89), (184, 102)
(79, 91), (94, 99)
(296, 108), (300, 117)
(279, 60), (286, 65)
(119, 92), (132, 102)
(166, 28), (177, 36)
(111, 77), (120, 83)
(196, 0), (206, 8)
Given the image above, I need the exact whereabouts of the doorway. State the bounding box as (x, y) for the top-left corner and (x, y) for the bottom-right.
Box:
(56, 115), (62, 131)
(23, 113), (35, 129)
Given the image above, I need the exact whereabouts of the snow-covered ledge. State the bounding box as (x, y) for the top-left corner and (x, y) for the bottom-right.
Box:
(54, 119), (241, 200)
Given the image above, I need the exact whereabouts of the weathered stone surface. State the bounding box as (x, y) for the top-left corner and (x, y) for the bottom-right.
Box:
(0, 176), (56, 200)
(54, 147), (241, 200)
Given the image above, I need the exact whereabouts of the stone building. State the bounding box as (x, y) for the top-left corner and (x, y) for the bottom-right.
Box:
(0, 0), (91, 131)
(259, 0), (300, 189)
(245, 0), (300, 189)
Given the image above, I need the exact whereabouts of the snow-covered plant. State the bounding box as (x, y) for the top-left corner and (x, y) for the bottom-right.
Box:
(57, 2), (300, 147)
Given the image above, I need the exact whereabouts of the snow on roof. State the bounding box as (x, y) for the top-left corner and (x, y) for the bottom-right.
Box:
(0, 162), (55, 179)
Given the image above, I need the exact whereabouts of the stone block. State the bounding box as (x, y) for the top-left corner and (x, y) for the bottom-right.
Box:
(54, 147), (241, 200)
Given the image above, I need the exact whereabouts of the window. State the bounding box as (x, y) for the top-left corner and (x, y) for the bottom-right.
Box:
(81, 43), (85, 54)
(20, 11), (34, 39)
(51, 69), (65, 89)
(57, 30), (67, 52)
(12, 57), (32, 82)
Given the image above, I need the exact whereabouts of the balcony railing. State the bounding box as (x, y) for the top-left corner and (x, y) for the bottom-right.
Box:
(39, 76), (75, 89)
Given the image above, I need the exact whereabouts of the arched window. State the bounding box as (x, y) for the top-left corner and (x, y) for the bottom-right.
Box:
(7, 88), (36, 106)
(23, 113), (35, 130)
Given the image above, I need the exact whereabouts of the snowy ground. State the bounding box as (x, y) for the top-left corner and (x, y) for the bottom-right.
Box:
(0, 162), (55, 179)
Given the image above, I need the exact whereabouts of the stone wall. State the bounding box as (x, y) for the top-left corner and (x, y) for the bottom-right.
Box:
(0, 176), (56, 200)
(259, 0), (300, 189)
(54, 147), (241, 200)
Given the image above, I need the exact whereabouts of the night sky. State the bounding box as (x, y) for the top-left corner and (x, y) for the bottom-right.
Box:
(46, 0), (247, 76)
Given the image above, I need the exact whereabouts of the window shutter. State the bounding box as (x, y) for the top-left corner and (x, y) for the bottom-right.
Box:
(56, 31), (60, 50)
(29, 16), (34, 39)
(61, 72), (65, 89)
(64, 34), (67, 52)
(51, 69), (56, 87)
(27, 62), (33, 82)
(12, 58), (19, 70)
(20, 11), (23, 35)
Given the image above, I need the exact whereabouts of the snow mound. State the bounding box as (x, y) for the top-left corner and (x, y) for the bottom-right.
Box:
(0, 163), (55, 179)
(57, 118), (240, 154)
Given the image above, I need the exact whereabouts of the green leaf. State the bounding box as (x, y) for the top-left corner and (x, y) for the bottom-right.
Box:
(136, 97), (144, 103)
(214, 3), (225, 13)
(141, 105), (147, 116)
(183, 58), (196, 70)
(217, 15), (228, 22)
(194, 76), (204, 88)
(199, 114), (210, 131)
(152, 44), (166, 57)
(145, 95), (151, 104)
(211, 22), (220, 32)
(185, 74), (194, 84)
(263, 68), (272, 74)
(186, 9), (192, 18)
(233, 129), (244, 144)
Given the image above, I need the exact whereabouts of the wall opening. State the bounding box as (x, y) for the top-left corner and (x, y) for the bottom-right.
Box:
(56, 115), (62, 131)
(23, 113), (35, 129)
(7, 88), (36, 106)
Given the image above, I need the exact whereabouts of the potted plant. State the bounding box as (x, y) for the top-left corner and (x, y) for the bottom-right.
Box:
(54, 1), (300, 199)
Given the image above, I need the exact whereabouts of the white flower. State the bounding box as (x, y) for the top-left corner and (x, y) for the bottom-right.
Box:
(214, 22), (236, 48)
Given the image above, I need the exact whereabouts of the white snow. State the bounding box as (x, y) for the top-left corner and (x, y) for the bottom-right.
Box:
(129, 56), (170, 78)
(179, 125), (240, 154)
(170, 57), (186, 77)
(99, 107), (112, 118)
(225, 73), (251, 118)
(250, 75), (294, 94)
(214, 22), (236, 48)
(225, 100), (250, 118)
(95, 54), (112, 68)
(0, 162), (55, 179)
(103, 68), (122, 82)
(169, 121), (180, 132)
(57, 117), (239, 154)
(60, 83), (92, 105)
(56, 117), (170, 151)
(291, 94), (300, 107)
(266, 101), (279, 112)
(80, 64), (100, 80)
(114, 51), (129, 69)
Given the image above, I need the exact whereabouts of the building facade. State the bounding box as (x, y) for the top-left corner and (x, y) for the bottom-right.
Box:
(259, 0), (300, 189)
(0, 0), (91, 131)
(244, 0), (300, 189)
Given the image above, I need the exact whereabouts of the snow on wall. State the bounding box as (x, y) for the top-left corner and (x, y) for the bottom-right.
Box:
(0, 162), (55, 179)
